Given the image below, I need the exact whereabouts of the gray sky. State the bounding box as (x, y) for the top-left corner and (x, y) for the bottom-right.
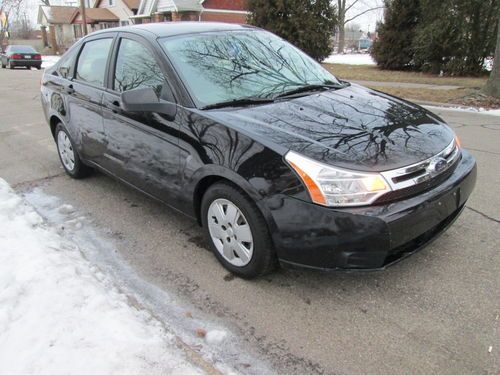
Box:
(343, 0), (385, 32)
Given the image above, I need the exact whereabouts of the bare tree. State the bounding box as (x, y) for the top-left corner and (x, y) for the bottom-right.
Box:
(336, 0), (384, 53)
(10, 11), (34, 39)
(0, 0), (23, 51)
(483, 14), (499, 99)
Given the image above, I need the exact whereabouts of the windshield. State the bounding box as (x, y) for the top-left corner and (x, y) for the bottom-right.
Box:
(9, 45), (37, 53)
(160, 30), (341, 108)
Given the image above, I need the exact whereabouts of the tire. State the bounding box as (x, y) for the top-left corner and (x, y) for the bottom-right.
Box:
(36, 66), (42, 70)
(55, 123), (92, 179)
(201, 182), (276, 279)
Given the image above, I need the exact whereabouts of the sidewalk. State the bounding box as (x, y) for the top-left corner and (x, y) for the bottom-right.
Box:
(352, 80), (462, 91)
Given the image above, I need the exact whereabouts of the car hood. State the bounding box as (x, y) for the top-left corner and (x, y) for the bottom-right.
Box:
(204, 84), (455, 172)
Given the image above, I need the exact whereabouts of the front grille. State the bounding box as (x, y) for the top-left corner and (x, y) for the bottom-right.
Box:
(376, 140), (461, 204)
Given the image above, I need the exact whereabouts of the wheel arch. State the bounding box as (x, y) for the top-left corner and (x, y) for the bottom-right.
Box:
(190, 166), (277, 234)
(49, 114), (63, 139)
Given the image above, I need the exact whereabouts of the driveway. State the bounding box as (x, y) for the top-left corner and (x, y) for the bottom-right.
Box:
(1, 68), (498, 375)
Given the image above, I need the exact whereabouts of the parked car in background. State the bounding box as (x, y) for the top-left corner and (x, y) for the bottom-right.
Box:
(1, 45), (42, 70)
(40, 23), (476, 278)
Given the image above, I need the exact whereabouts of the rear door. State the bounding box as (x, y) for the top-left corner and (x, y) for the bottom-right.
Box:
(101, 33), (183, 206)
(66, 34), (115, 163)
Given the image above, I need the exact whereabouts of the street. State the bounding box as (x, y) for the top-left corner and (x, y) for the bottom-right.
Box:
(1, 68), (498, 374)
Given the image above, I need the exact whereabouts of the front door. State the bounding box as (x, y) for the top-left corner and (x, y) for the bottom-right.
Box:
(101, 34), (183, 207)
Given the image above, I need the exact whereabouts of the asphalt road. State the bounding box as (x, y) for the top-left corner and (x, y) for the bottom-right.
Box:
(1, 68), (499, 375)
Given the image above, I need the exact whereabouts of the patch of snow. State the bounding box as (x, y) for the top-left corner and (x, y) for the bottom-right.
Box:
(205, 330), (228, 345)
(58, 203), (75, 214)
(484, 57), (494, 72)
(324, 53), (376, 65)
(0, 178), (203, 375)
(42, 55), (60, 69)
(22, 187), (274, 375)
(423, 105), (500, 117)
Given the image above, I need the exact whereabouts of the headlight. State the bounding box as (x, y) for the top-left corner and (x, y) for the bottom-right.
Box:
(285, 151), (392, 207)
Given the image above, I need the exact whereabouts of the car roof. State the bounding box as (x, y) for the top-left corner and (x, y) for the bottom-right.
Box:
(91, 22), (258, 38)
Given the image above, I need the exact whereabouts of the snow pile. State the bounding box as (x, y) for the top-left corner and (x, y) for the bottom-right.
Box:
(324, 53), (376, 65)
(424, 105), (500, 117)
(0, 179), (202, 375)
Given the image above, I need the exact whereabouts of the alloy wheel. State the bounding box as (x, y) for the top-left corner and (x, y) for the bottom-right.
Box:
(57, 130), (75, 171)
(207, 198), (254, 267)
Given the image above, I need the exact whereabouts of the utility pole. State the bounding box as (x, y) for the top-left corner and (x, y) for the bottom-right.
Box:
(80, 0), (88, 35)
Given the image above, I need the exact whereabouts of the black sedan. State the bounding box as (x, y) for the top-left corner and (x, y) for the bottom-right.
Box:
(40, 23), (476, 278)
(1, 45), (42, 69)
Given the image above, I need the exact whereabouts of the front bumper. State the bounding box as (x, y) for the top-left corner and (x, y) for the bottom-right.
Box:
(268, 150), (477, 271)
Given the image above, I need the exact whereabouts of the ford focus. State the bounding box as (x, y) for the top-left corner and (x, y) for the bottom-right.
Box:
(40, 23), (477, 278)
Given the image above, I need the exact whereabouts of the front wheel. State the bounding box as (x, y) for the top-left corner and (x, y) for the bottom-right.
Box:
(201, 182), (276, 279)
(55, 123), (92, 179)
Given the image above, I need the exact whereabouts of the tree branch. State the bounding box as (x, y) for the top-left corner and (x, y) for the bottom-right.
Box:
(345, 0), (361, 14)
(345, 6), (384, 24)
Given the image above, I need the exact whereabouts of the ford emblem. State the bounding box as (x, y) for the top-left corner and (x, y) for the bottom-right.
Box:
(427, 157), (448, 176)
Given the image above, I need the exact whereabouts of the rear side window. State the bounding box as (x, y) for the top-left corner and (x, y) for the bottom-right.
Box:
(114, 38), (165, 94)
(76, 38), (113, 87)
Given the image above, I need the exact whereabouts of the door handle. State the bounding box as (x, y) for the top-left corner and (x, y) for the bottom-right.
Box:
(65, 84), (74, 95)
(107, 100), (122, 114)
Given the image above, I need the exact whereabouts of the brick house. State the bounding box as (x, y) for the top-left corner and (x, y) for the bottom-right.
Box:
(199, 0), (248, 24)
(71, 8), (120, 36)
(132, 0), (249, 24)
(37, 0), (249, 53)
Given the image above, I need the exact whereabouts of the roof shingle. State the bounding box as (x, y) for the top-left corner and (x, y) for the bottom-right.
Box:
(39, 6), (79, 24)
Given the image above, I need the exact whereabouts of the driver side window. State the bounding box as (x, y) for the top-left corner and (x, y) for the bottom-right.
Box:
(114, 38), (166, 95)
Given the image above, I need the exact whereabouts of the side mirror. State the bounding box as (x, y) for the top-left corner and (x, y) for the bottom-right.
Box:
(59, 66), (70, 78)
(121, 86), (177, 120)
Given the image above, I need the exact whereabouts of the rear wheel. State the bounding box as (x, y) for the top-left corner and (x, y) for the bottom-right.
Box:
(55, 123), (92, 179)
(201, 182), (276, 278)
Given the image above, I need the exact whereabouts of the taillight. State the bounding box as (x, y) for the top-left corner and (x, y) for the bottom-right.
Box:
(34, 54), (42, 60)
(11, 54), (22, 59)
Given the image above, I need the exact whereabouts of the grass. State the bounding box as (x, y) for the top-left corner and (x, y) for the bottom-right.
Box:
(323, 63), (488, 89)
(367, 86), (474, 104)
(366, 86), (500, 109)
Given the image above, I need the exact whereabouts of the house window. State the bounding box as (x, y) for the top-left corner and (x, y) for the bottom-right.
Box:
(109, 0), (114, 6)
(120, 20), (130, 26)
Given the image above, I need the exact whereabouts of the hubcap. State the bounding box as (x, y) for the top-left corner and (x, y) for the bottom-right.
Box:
(57, 130), (75, 171)
(207, 199), (254, 267)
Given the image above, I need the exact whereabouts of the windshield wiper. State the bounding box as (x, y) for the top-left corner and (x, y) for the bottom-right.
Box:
(273, 83), (346, 99)
(202, 97), (275, 110)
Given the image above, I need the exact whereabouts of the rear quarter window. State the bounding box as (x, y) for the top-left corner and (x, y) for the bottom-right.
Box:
(57, 47), (79, 79)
